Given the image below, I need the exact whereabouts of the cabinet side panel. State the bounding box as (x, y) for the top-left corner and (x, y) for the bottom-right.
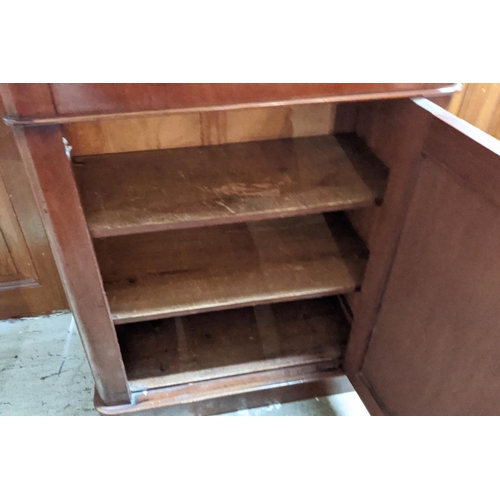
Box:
(12, 125), (130, 405)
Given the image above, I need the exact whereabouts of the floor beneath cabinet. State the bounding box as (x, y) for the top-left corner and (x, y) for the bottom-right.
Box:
(0, 312), (369, 416)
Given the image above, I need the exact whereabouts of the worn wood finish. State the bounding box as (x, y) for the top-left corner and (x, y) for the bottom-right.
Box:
(95, 213), (367, 324)
(0, 97), (66, 319)
(117, 297), (348, 391)
(96, 363), (345, 415)
(114, 370), (354, 416)
(75, 134), (388, 238)
(7, 120), (130, 405)
(64, 103), (337, 156)
(120, 373), (354, 416)
(352, 99), (500, 415)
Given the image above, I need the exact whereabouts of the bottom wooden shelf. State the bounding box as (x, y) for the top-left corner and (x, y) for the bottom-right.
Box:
(95, 364), (349, 415)
(116, 296), (349, 394)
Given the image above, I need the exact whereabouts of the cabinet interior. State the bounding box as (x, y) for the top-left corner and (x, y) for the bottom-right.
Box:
(69, 101), (387, 402)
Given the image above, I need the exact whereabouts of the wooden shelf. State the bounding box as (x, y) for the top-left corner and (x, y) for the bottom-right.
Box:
(116, 297), (349, 392)
(74, 133), (388, 238)
(94, 212), (368, 324)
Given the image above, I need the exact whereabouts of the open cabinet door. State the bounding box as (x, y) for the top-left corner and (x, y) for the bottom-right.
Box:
(345, 98), (500, 415)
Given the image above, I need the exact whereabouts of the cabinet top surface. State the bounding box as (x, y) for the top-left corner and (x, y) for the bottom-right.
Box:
(1, 83), (458, 125)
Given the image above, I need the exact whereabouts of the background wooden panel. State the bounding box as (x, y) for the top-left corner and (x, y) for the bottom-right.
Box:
(0, 99), (67, 319)
(64, 103), (337, 156)
(450, 83), (500, 140)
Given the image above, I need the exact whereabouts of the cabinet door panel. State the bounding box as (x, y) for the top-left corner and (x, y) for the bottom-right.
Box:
(347, 98), (500, 415)
(0, 98), (67, 318)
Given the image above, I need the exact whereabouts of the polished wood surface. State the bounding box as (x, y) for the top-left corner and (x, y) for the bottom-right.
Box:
(75, 134), (388, 238)
(0, 98), (66, 319)
(52, 84), (454, 115)
(117, 297), (348, 391)
(351, 99), (500, 415)
(95, 213), (368, 324)
(3, 84), (457, 125)
(64, 103), (337, 156)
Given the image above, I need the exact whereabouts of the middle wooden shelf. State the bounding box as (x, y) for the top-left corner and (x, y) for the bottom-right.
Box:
(94, 212), (368, 324)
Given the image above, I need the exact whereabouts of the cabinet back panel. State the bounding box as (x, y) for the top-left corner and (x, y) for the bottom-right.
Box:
(63, 103), (337, 156)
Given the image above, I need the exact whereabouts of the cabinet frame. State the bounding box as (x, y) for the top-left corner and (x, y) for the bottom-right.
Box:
(1, 84), (463, 415)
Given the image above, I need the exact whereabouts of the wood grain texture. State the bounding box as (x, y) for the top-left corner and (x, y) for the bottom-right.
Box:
(94, 213), (368, 324)
(63, 103), (337, 156)
(49, 83), (455, 117)
(0, 96), (66, 318)
(0, 84), (55, 118)
(74, 134), (388, 237)
(448, 83), (500, 141)
(448, 83), (469, 115)
(0, 171), (35, 281)
(0, 229), (17, 276)
(11, 125), (130, 405)
(64, 112), (202, 156)
(455, 83), (500, 137)
(117, 297), (348, 391)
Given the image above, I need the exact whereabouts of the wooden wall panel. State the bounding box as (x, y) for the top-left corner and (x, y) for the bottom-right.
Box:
(64, 104), (337, 156)
(450, 83), (500, 140)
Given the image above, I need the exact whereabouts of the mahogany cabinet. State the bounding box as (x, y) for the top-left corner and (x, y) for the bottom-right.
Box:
(3, 83), (499, 416)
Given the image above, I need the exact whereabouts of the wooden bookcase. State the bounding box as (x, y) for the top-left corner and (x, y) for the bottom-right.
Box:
(4, 84), (500, 416)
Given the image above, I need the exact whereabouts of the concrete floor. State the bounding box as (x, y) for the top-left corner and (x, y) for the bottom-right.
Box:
(0, 312), (369, 416)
